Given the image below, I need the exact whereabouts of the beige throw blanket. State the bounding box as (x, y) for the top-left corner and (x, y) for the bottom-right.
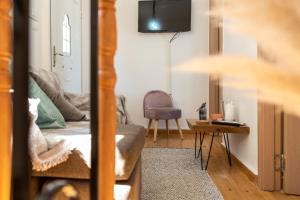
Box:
(29, 94), (132, 172)
(29, 98), (73, 172)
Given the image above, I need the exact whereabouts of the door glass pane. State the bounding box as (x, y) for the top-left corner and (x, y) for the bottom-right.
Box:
(63, 14), (71, 55)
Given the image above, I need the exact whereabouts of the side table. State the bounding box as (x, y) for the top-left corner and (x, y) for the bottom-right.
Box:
(187, 119), (250, 170)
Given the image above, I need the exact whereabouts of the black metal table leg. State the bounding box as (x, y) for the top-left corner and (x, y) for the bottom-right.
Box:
(205, 132), (216, 170)
(197, 132), (205, 158)
(226, 133), (232, 166)
(223, 133), (229, 154)
(200, 132), (205, 170)
(194, 131), (198, 158)
(223, 132), (232, 166)
(197, 132), (205, 170)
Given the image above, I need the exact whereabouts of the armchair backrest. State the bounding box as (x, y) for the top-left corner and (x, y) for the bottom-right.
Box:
(143, 90), (173, 113)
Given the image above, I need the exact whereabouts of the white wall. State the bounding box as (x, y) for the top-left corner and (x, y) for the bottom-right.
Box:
(115, 0), (209, 129)
(81, 0), (91, 93)
(29, 0), (90, 94)
(30, 0), (52, 71)
(222, 23), (258, 174)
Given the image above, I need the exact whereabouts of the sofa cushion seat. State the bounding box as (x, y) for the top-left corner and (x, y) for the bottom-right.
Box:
(32, 122), (145, 182)
(145, 107), (182, 120)
(115, 124), (145, 180)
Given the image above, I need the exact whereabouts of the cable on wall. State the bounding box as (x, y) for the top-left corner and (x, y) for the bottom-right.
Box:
(168, 32), (181, 96)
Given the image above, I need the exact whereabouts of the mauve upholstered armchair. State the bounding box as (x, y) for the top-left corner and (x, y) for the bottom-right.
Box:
(143, 90), (184, 142)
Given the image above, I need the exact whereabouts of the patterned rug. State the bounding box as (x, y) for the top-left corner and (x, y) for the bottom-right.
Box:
(141, 148), (224, 200)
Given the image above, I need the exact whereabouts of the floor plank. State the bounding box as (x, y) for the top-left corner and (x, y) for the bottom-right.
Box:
(144, 131), (300, 200)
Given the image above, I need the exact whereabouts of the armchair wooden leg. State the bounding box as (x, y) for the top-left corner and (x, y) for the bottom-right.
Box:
(166, 120), (169, 135)
(153, 120), (159, 142)
(175, 119), (184, 140)
(146, 119), (153, 137)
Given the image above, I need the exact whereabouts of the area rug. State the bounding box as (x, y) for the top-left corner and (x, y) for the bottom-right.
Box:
(141, 148), (224, 200)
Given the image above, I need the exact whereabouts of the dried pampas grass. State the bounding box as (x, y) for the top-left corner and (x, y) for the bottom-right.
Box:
(215, 0), (300, 73)
(178, 0), (300, 117)
(180, 56), (300, 116)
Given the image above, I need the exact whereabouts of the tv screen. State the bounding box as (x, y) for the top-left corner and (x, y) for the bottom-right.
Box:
(138, 0), (191, 33)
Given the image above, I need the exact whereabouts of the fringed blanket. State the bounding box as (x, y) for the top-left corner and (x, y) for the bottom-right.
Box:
(29, 94), (131, 172)
(30, 119), (91, 172)
(29, 98), (73, 172)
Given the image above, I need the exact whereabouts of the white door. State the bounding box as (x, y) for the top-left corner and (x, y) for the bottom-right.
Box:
(51, 0), (82, 93)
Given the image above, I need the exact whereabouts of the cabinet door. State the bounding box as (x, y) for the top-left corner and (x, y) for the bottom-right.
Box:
(283, 114), (300, 195)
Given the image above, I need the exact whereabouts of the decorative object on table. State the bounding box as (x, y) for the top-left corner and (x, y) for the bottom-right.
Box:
(224, 101), (236, 121)
(210, 113), (223, 121)
(143, 90), (184, 142)
(197, 102), (207, 120)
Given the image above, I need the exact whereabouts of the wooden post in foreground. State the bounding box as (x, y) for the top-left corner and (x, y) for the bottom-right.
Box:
(209, 0), (222, 115)
(98, 0), (117, 199)
(0, 0), (12, 199)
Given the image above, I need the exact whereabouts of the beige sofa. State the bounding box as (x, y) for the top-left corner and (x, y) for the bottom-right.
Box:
(32, 122), (145, 200)
(28, 68), (144, 199)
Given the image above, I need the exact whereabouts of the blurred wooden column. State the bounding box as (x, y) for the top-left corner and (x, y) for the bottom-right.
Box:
(258, 103), (281, 190)
(98, 0), (117, 199)
(0, 0), (12, 199)
(209, 0), (222, 115)
(257, 49), (282, 191)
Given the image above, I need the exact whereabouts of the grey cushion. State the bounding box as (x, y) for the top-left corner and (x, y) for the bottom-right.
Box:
(145, 107), (182, 120)
(30, 70), (86, 121)
(30, 68), (64, 96)
(64, 92), (90, 111)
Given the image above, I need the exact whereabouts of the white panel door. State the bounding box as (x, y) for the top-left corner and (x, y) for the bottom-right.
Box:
(51, 0), (82, 93)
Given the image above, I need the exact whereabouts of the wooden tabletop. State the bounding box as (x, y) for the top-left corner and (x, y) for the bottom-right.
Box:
(186, 119), (250, 134)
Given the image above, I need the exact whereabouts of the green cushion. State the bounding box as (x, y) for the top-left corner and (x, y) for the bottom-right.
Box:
(29, 77), (66, 129)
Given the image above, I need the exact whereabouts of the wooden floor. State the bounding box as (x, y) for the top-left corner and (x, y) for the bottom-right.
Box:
(145, 131), (300, 200)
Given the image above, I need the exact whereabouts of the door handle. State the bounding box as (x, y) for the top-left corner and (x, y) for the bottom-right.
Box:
(53, 46), (64, 68)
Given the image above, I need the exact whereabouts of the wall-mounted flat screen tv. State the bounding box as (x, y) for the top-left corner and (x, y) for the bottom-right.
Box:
(138, 0), (192, 33)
